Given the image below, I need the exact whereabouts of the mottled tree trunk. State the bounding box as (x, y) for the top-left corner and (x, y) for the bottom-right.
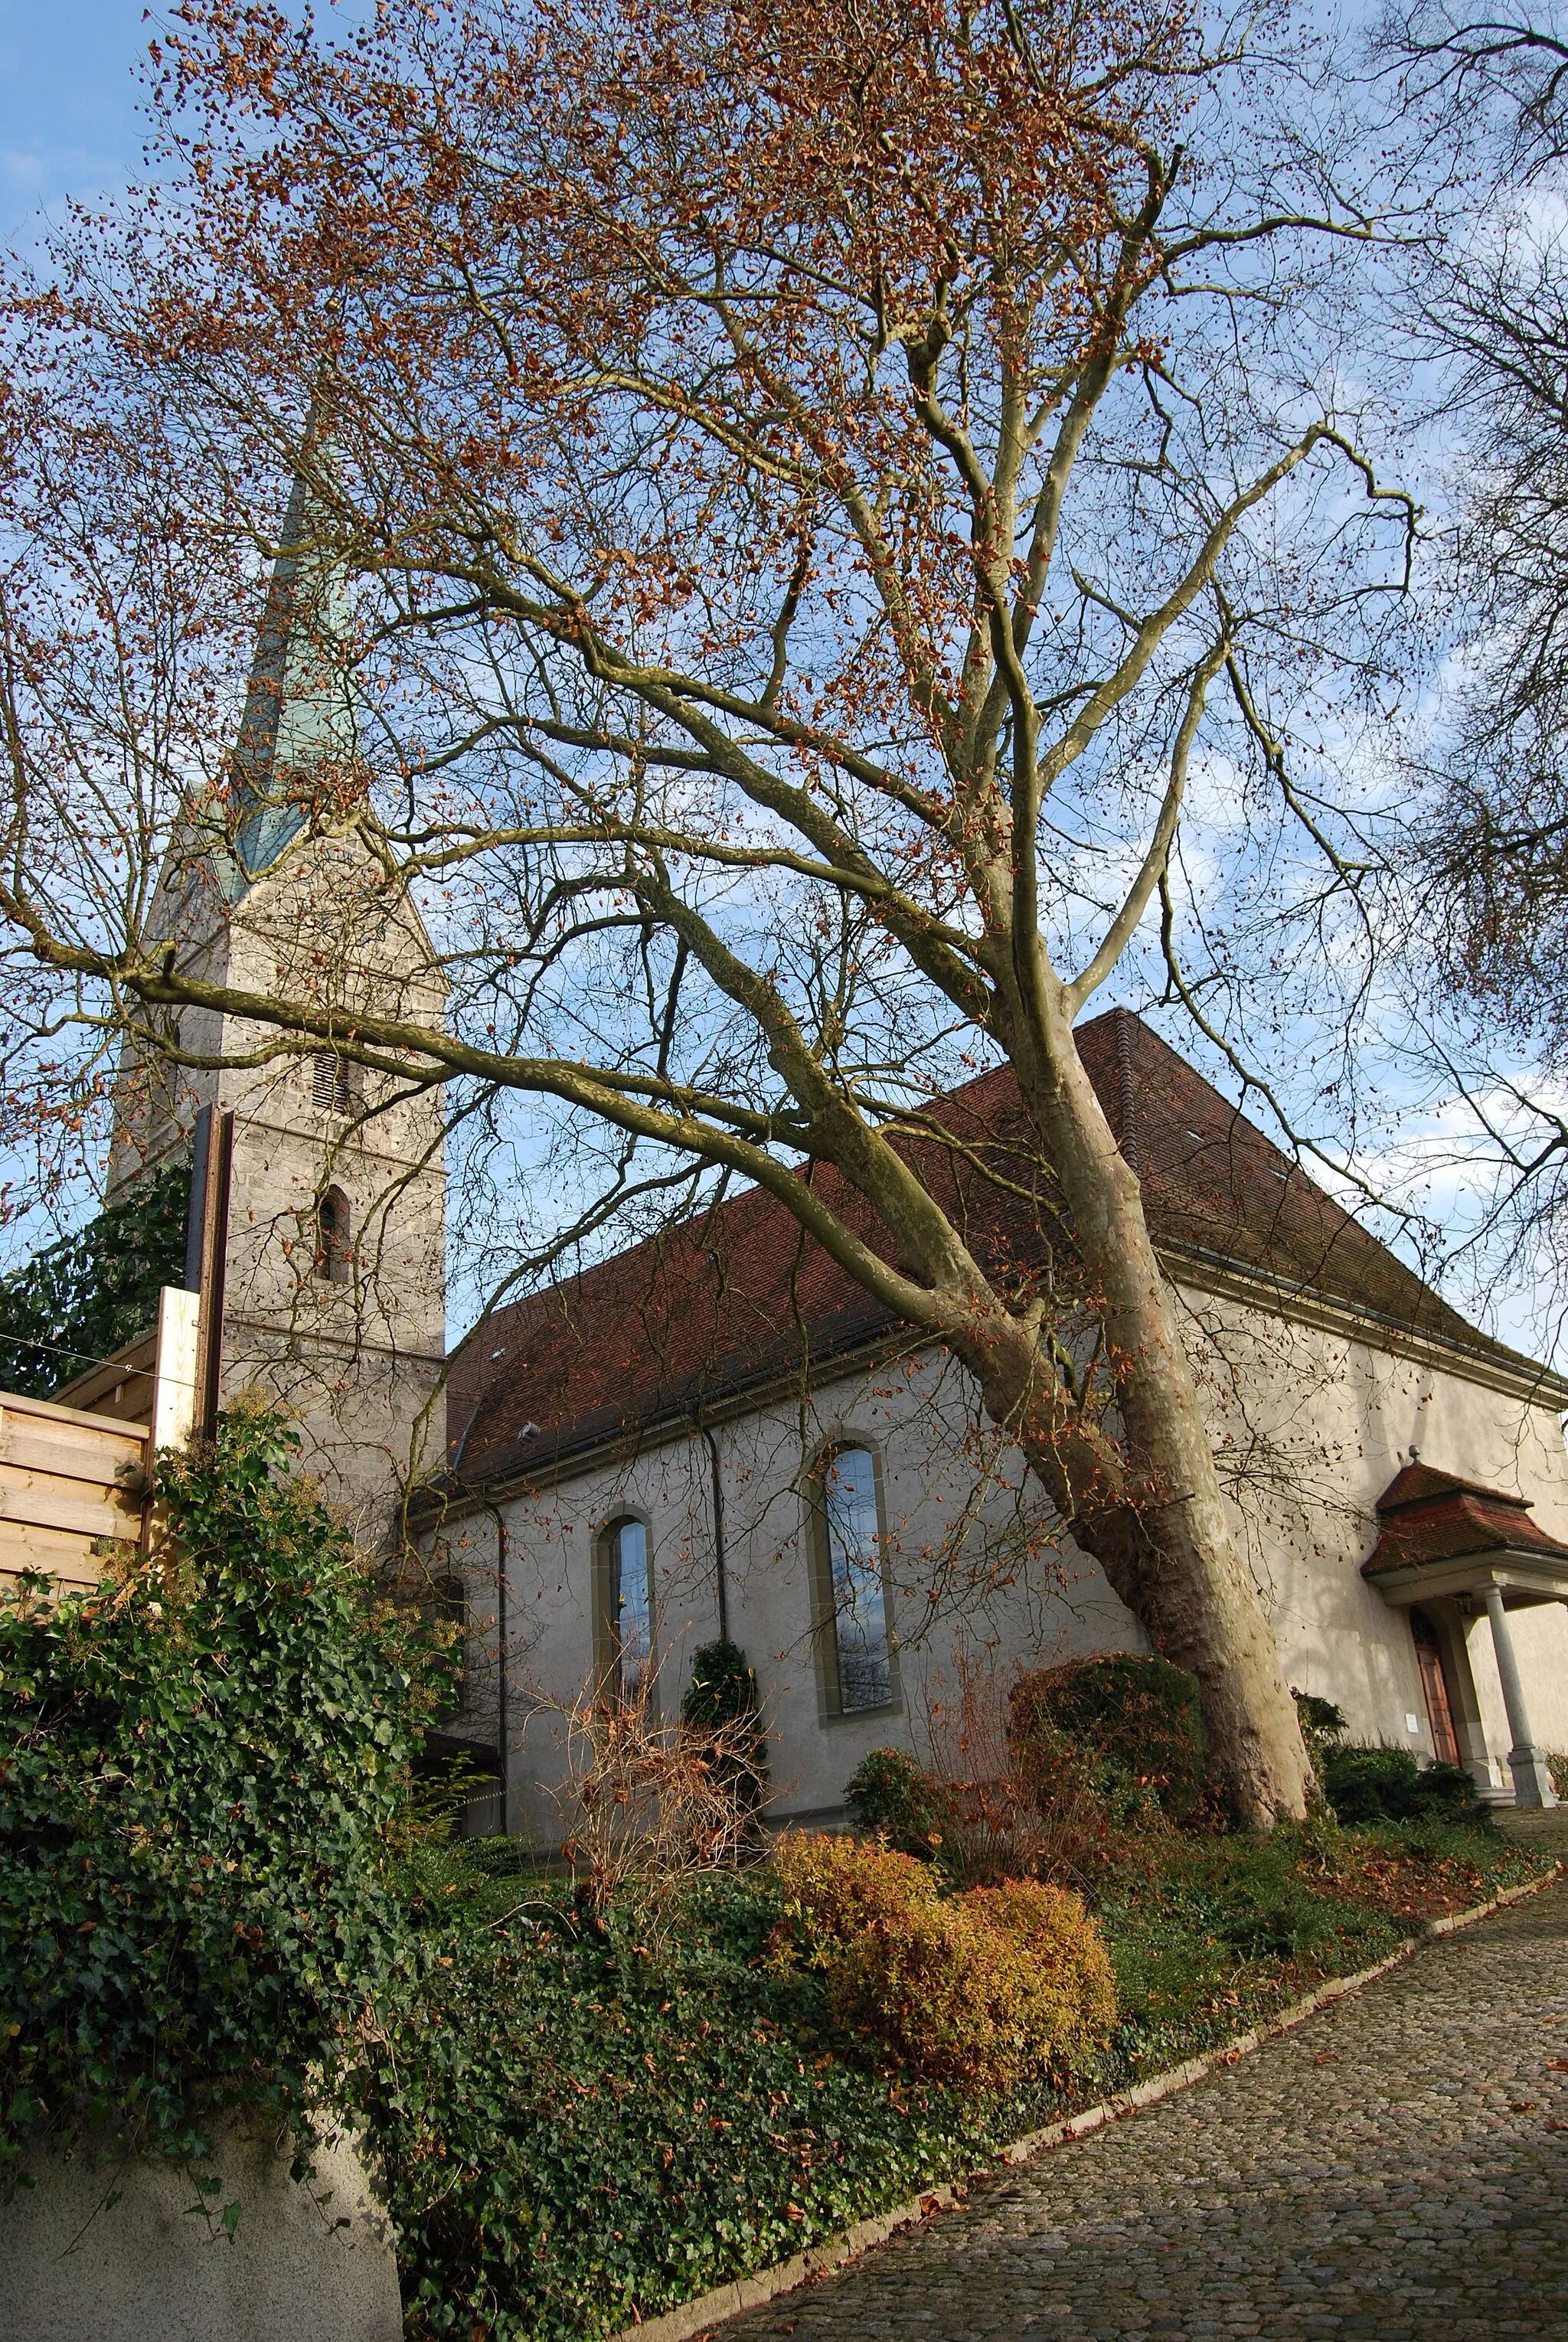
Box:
(948, 1015), (1314, 1827)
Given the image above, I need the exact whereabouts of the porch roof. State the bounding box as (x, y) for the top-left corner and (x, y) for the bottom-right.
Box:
(1362, 1465), (1568, 1608)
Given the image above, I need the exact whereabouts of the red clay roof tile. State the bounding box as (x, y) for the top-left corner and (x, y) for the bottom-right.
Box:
(446, 1011), (1542, 1491)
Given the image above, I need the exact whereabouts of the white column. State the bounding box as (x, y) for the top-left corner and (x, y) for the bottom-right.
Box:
(1483, 1586), (1557, 1809)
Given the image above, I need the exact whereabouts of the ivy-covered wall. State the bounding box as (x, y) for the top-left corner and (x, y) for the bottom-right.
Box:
(0, 1164), (191, 1398)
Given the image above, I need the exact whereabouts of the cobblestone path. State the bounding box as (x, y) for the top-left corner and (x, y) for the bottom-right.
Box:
(720, 1883), (1568, 2341)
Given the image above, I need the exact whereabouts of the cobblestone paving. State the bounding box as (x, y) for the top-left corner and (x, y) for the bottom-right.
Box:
(720, 1883), (1568, 2341)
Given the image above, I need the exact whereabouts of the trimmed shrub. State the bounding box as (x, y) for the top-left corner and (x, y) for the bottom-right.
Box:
(0, 1408), (448, 2172)
(1321, 1744), (1488, 1826)
(679, 1638), (768, 1819)
(844, 1745), (952, 1858)
(773, 1832), (1113, 2093)
(962, 1877), (1117, 2072)
(1010, 1654), (1207, 1824)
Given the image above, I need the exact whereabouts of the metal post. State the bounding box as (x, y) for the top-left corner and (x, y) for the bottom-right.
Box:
(496, 1507), (509, 1839)
(185, 1105), (213, 1295)
(188, 1106), (234, 1438)
(1483, 1586), (1557, 1809)
(477, 1493), (511, 1839)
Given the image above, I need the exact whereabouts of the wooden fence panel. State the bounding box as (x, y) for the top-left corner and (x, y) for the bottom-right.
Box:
(0, 1289), (198, 1596)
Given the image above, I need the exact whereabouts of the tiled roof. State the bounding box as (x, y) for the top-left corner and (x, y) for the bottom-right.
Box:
(446, 1011), (1545, 1492)
(1362, 1463), (1568, 1576)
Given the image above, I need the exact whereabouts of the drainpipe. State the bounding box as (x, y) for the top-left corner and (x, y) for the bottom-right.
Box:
(459, 1419), (533, 1837)
(476, 1494), (511, 1835)
(1482, 1586), (1557, 1810)
(697, 1418), (730, 1645)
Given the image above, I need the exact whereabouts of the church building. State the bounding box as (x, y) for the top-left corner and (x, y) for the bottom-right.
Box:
(429, 1013), (1568, 1830)
(92, 469), (1568, 1829)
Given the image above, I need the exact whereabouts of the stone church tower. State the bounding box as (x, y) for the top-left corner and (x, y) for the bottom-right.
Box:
(107, 473), (447, 1547)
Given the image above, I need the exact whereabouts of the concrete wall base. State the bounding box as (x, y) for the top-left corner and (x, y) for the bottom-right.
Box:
(0, 2116), (402, 2342)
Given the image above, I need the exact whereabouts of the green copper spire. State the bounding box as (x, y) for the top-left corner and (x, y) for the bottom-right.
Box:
(225, 466), (358, 899)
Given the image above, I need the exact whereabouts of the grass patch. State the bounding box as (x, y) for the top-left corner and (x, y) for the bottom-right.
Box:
(362, 1815), (1555, 2340)
(1091, 1813), (1545, 2085)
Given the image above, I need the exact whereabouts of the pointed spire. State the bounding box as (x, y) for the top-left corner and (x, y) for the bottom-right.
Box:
(226, 465), (358, 898)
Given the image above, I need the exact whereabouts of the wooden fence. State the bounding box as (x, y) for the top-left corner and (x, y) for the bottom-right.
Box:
(0, 1287), (199, 1595)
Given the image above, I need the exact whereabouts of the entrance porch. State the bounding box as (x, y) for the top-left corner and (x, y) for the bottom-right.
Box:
(1364, 1464), (1568, 1810)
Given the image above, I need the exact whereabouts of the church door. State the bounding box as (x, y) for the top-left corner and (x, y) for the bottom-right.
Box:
(1411, 1607), (1460, 1765)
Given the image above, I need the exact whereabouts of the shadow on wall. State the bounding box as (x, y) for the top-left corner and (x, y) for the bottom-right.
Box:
(0, 2118), (400, 2342)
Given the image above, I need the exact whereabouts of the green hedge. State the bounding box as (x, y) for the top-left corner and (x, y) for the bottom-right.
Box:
(680, 1638), (769, 1818)
(1320, 1744), (1488, 1826)
(844, 1745), (952, 1857)
(1009, 1653), (1209, 1824)
(0, 1409), (448, 2174)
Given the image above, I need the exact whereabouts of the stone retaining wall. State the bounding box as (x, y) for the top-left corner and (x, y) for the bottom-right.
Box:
(0, 2116), (400, 2342)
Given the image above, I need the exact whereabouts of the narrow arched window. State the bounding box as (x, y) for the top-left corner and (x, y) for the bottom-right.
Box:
(314, 1185), (351, 1282)
(599, 1514), (654, 1708)
(422, 1573), (468, 1718)
(817, 1445), (893, 1714)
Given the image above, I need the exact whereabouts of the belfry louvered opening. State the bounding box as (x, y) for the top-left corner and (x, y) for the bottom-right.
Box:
(311, 1052), (354, 1117)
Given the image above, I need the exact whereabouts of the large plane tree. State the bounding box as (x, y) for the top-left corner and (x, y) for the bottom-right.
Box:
(0, 0), (1424, 1820)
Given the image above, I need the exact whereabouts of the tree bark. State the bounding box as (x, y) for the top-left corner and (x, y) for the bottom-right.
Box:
(946, 1017), (1315, 1828)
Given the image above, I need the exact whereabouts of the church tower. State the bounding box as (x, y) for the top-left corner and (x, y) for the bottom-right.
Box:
(106, 471), (447, 1548)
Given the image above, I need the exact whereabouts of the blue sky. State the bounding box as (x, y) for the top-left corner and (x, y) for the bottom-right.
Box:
(0, 2), (159, 249)
(0, 2), (1558, 1367)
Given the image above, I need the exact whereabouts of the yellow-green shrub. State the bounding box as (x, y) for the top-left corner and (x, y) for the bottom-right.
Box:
(773, 1833), (1114, 2095)
(963, 1877), (1117, 2074)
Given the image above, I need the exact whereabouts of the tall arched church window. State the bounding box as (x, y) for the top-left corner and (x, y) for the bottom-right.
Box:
(314, 1186), (351, 1282)
(599, 1515), (654, 1708)
(817, 1445), (893, 1714)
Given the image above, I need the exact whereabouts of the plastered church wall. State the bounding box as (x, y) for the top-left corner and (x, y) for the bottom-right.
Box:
(1179, 1281), (1568, 1770)
(435, 1269), (1568, 1841)
(436, 1341), (1147, 1847)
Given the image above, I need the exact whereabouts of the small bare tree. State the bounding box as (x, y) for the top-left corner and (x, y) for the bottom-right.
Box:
(544, 1672), (767, 1912)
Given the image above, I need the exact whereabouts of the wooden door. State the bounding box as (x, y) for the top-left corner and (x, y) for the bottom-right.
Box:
(1412, 1607), (1460, 1765)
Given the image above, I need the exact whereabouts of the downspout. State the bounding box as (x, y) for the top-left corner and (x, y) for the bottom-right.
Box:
(449, 1395), (533, 1834)
(475, 1493), (510, 1835)
(697, 1416), (730, 1645)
